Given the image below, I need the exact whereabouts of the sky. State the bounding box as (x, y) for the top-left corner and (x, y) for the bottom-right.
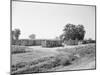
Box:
(12, 1), (96, 40)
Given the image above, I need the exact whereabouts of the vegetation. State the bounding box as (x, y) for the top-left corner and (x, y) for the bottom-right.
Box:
(12, 29), (21, 40)
(12, 39), (41, 46)
(11, 45), (32, 54)
(41, 40), (63, 47)
(60, 24), (85, 41)
(11, 24), (95, 74)
(82, 38), (96, 44)
(11, 24), (95, 47)
(29, 34), (36, 40)
(11, 44), (95, 74)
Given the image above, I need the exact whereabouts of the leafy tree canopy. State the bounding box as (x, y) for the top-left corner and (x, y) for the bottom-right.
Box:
(60, 23), (85, 41)
(29, 34), (36, 40)
(12, 29), (21, 40)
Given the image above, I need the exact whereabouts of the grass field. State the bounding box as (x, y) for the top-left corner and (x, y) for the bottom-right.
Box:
(11, 43), (96, 75)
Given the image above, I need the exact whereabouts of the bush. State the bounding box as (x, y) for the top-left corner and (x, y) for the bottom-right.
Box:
(55, 54), (71, 66)
(82, 40), (96, 44)
(78, 45), (95, 57)
(11, 45), (31, 54)
(42, 40), (63, 47)
(12, 39), (42, 46)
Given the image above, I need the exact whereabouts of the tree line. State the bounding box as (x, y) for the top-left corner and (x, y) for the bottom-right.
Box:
(12, 23), (95, 43)
(12, 29), (35, 40)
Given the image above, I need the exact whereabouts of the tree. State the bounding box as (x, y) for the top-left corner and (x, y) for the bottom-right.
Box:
(12, 30), (14, 40)
(76, 24), (85, 40)
(29, 34), (36, 40)
(61, 23), (85, 41)
(14, 29), (21, 40)
(12, 29), (21, 40)
(55, 36), (60, 40)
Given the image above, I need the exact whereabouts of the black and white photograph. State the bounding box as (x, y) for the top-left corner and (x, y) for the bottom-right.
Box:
(11, 0), (96, 75)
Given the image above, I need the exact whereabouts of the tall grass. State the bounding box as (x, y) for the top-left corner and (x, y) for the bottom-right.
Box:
(11, 45), (32, 54)
(11, 44), (95, 74)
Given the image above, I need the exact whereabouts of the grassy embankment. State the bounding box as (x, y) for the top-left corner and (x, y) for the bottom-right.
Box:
(11, 44), (96, 75)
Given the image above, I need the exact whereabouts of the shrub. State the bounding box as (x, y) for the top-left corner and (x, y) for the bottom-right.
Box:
(11, 45), (31, 54)
(42, 40), (63, 47)
(82, 40), (96, 44)
(55, 54), (71, 66)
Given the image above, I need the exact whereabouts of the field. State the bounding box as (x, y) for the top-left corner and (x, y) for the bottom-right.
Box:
(11, 44), (96, 75)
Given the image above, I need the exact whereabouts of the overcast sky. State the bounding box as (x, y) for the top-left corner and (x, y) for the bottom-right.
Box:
(12, 1), (95, 40)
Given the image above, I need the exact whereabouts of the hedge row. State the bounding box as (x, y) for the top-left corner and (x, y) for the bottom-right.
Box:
(11, 45), (32, 54)
(41, 40), (63, 47)
(12, 39), (96, 47)
(64, 39), (78, 45)
(12, 39), (42, 46)
(12, 39), (63, 47)
(82, 40), (96, 44)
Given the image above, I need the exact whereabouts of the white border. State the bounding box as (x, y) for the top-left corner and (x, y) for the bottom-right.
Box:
(0, 0), (100, 75)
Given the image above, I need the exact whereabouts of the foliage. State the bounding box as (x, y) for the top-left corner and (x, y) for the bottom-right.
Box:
(11, 45), (31, 54)
(12, 29), (21, 40)
(12, 39), (63, 47)
(29, 34), (36, 40)
(42, 40), (63, 47)
(82, 39), (96, 44)
(11, 44), (95, 74)
(61, 23), (85, 41)
(11, 55), (71, 74)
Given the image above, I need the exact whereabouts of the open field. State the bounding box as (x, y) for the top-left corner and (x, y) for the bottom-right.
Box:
(11, 43), (96, 75)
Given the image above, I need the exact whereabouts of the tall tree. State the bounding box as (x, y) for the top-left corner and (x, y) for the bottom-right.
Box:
(76, 24), (85, 40)
(14, 29), (21, 40)
(12, 29), (21, 40)
(61, 23), (85, 41)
